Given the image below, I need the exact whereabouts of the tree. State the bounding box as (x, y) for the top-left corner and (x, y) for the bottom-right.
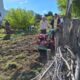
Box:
(72, 0), (80, 17)
(35, 13), (42, 23)
(44, 11), (53, 23)
(57, 0), (66, 15)
(4, 8), (35, 30)
(47, 11), (53, 16)
(57, 0), (80, 17)
(45, 11), (53, 17)
(46, 16), (53, 23)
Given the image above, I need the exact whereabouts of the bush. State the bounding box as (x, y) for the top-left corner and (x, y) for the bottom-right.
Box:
(4, 8), (35, 31)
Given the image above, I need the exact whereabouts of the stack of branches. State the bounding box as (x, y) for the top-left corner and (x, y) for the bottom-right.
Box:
(31, 46), (76, 80)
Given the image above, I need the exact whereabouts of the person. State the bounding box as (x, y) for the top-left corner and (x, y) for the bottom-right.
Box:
(3, 21), (11, 40)
(0, 13), (2, 27)
(47, 29), (55, 57)
(5, 20), (13, 34)
(37, 34), (48, 64)
(50, 16), (54, 29)
(40, 16), (51, 34)
(32, 28), (56, 63)
(50, 13), (61, 51)
(50, 14), (61, 29)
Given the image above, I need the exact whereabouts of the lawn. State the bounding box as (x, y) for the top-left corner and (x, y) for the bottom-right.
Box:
(0, 29), (25, 39)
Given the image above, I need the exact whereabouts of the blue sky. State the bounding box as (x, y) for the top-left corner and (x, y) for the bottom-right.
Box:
(3, 0), (59, 15)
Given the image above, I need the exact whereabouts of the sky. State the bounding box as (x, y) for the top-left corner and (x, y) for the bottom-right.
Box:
(3, 0), (59, 15)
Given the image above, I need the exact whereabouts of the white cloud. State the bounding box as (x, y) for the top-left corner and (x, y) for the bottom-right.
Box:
(10, 0), (28, 4)
(19, 0), (28, 4)
(42, 10), (47, 14)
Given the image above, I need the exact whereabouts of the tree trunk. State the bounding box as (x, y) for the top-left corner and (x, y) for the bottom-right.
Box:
(63, 17), (71, 46)
(69, 19), (80, 80)
(63, 18), (80, 80)
(75, 54), (80, 80)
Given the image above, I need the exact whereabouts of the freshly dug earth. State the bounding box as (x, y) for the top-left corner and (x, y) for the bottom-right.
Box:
(0, 35), (42, 80)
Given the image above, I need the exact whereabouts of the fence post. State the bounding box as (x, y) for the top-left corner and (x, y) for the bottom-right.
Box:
(62, 17), (71, 46)
(47, 49), (51, 61)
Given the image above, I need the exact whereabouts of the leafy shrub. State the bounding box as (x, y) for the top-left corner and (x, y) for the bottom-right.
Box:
(4, 8), (35, 31)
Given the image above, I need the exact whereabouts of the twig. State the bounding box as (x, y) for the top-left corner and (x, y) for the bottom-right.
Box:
(66, 45), (76, 59)
(59, 47), (70, 70)
(38, 60), (55, 80)
(59, 47), (75, 80)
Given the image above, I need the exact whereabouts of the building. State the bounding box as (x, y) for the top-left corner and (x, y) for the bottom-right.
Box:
(0, 0), (5, 23)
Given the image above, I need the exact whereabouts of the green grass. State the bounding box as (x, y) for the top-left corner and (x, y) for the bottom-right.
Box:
(0, 34), (6, 38)
(0, 29), (5, 33)
(0, 29), (6, 38)
(0, 28), (38, 39)
(0, 29), (25, 39)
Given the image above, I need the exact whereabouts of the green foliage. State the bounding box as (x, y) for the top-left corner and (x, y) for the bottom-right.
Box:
(35, 13), (42, 31)
(57, 0), (66, 15)
(46, 16), (53, 23)
(3, 34), (11, 40)
(57, 0), (80, 17)
(44, 11), (53, 23)
(47, 11), (53, 16)
(35, 13), (42, 23)
(72, 0), (80, 17)
(45, 11), (53, 16)
(4, 8), (35, 30)
(0, 29), (6, 38)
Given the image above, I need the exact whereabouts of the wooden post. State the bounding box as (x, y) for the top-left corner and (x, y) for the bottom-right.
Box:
(62, 17), (71, 46)
(47, 49), (51, 61)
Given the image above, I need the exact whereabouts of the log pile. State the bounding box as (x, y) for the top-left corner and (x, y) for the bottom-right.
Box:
(31, 46), (76, 80)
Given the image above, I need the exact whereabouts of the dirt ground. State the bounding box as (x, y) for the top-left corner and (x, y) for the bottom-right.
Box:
(0, 35), (42, 80)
